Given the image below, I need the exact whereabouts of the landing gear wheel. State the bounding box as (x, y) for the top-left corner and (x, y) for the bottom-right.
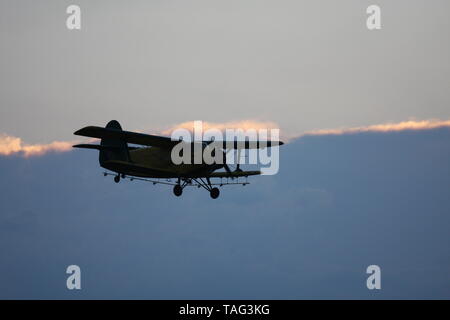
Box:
(114, 175), (120, 183)
(121, 173), (126, 179)
(173, 184), (183, 197)
(210, 187), (220, 199)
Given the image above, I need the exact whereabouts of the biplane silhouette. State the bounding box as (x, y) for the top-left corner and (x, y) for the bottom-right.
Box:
(73, 120), (283, 199)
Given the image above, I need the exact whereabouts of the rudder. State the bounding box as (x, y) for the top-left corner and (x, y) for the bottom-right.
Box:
(99, 120), (130, 165)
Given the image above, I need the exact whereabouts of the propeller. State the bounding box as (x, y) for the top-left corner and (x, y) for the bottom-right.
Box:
(235, 148), (242, 172)
(223, 152), (242, 174)
(216, 144), (242, 174)
(222, 150), (232, 174)
(224, 163), (232, 174)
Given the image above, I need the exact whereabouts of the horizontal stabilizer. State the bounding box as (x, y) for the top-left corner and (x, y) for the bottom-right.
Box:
(72, 144), (139, 151)
(73, 144), (105, 150)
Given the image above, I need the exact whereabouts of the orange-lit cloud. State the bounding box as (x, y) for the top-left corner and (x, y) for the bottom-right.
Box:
(2, 119), (450, 157)
(161, 120), (280, 135)
(160, 119), (289, 141)
(0, 134), (74, 157)
(301, 119), (450, 138)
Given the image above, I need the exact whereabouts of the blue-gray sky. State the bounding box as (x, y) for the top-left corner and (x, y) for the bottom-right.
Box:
(1, 1), (450, 299)
(1, 128), (450, 299)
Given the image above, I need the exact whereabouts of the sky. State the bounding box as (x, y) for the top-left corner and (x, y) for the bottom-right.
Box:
(1, 0), (450, 143)
(1, 1), (450, 299)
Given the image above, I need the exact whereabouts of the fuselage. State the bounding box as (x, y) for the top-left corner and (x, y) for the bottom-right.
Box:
(100, 146), (222, 178)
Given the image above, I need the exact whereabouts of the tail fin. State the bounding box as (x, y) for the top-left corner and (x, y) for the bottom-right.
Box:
(99, 120), (130, 165)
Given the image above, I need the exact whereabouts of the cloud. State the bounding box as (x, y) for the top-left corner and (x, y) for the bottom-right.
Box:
(3, 124), (450, 299)
(159, 119), (286, 142)
(161, 119), (450, 142)
(0, 134), (73, 157)
(2, 119), (450, 157)
(160, 120), (281, 135)
(300, 119), (450, 137)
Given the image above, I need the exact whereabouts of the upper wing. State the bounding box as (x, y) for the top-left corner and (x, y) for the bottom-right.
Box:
(74, 126), (284, 149)
(74, 126), (180, 148)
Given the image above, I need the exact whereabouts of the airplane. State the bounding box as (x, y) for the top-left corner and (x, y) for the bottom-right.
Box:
(73, 120), (283, 199)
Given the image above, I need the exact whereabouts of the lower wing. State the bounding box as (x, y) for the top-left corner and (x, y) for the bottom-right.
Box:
(209, 170), (261, 178)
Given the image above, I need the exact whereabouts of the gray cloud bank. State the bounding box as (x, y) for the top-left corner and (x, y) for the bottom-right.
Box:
(0, 128), (449, 299)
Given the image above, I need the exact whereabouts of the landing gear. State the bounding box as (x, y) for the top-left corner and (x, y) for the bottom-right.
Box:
(173, 184), (183, 197)
(114, 175), (120, 183)
(187, 177), (221, 199)
(210, 187), (220, 199)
